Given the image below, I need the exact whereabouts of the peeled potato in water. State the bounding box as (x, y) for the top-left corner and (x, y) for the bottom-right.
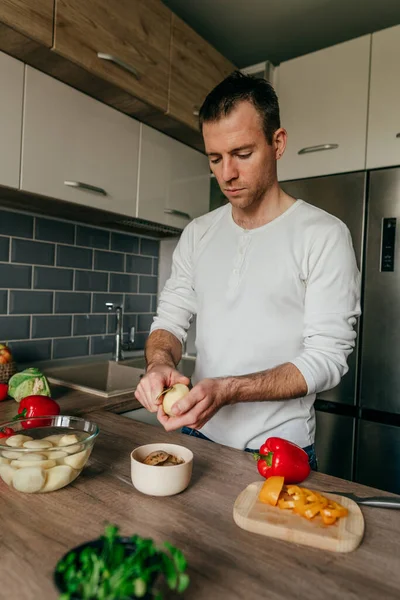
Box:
(42, 465), (76, 492)
(162, 383), (190, 416)
(13, 466), (46, 493)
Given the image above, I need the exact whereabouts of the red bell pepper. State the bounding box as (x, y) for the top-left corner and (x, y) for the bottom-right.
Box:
(254, 437), (311, 484)
(14, 395), (60, 429)
(0, 383), (8, 401)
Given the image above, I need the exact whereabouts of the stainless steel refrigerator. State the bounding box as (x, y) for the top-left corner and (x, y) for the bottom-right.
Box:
(282, 167), (400, 493)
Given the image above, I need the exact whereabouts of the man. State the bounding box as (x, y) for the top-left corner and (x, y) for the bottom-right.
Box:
(135, 71), (361, 466)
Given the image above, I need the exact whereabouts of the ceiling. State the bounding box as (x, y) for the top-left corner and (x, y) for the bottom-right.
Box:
(162, 0), (400, 67)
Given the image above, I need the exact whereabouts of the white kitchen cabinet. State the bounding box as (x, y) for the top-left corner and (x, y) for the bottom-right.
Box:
(366, 25), (400, 170)
(0, 51), (24, 189)
(277, 35), (371, 182)
(137, 124), (210, 228)
(21, 67), (140, 216)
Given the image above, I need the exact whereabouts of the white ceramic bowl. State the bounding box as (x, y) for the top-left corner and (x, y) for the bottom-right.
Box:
(131, 443), (193, 496)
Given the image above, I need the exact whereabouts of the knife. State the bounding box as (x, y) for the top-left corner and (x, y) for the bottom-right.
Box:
(327, 491), (400, 509)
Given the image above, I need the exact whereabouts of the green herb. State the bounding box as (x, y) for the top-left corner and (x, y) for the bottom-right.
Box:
(56, 524), (190, 600)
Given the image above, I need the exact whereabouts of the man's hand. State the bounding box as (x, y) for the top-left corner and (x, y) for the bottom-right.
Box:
(135, 364), (190, 413)
(157, 377), (228, 431)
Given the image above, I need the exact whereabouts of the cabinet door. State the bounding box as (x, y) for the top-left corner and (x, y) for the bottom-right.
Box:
(0, 0), (54, 46)
(366, 25), (400, 170)
(0, 51), (24, 189)
(53, 0), (171, 112)
(137, 124), (210, 227)
(168, 15), (235, 130)
(277, 36), (371, 181)
(21, 67), (140, 217)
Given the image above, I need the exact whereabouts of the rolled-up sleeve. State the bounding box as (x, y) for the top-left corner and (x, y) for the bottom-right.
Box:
(150, 223), (197, 344)
(291, 222), (361, 394)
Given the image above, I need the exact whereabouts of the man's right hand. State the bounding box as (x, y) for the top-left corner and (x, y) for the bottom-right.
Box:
(134, 364), (190, 413)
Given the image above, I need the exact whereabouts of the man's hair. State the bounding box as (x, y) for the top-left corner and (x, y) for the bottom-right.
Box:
(199, 70), (280, 145)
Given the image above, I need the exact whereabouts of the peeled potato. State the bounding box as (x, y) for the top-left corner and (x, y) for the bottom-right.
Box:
(41, 465), (75, 492)
(62, 449), (90, 470)
(0, 456), (10, 465)
(58, 434), (79, 447)
(45, 450), (67, 460)
(23, 440), (53, 450)
(0, 464), (15, 485)
(63, 443), (84, 455)
(16, 453), (46, 462)
(6, 435), (33, 448)
(162, 383), (190, 416)
(12, 466), (45, 493)
(43, 434), (64, 445)
(11, 458), (56, 469)
(2, 450), (22, 460)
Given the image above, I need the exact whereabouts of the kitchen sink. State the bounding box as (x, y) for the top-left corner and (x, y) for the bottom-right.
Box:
(44, 354), (196, 398)
(44, 360), (144, 398)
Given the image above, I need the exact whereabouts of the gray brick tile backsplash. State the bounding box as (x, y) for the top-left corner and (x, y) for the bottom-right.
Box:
(55, 292), (91, 314)
(35, 218), (75, 244)
(153, 258), (159, 276)
(12, 239), (55, 266)
(138, 314), (154, 332)
(34, 267), (73, 290)
(91, 334), (115, 355)
(126, 255), (152, 275)
(125, 294), (151, 313)
(53, 337), (89, 359)
(139, 276), (157, 294)
(32, 316), (72, 339)
(0, 210), (33, 238)
(140, 238), (159, 257)
(93, 293), (123, 313)
(0, 209), (161, 362)
(0, 236), (9, 261)
(94, 250), (124, 272)
(57, 245), (92, 269)
(110, 273), (137, 293)
(111, 232), (139, 254)
(0, 264), (31, 289)
(0, 291), (7, 314)
(8, 339), (52, 363)
(75, 270), (108, 292)
(76, 226), (110, 249)
(73, 315), (107, 336)
(10, 291), (53, 315)
(0, 316), (30, 340)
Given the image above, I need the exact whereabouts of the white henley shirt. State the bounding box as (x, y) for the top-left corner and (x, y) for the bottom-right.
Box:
(150, 200), (361, 450)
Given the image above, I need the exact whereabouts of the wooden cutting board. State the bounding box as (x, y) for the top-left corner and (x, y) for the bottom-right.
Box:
(233, 482), (364, 553)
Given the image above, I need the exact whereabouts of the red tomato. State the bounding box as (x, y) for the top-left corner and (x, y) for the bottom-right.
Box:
(0, 383), (8, 401)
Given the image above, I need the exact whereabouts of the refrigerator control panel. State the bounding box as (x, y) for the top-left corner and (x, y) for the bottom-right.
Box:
(381, 218), (396, 272)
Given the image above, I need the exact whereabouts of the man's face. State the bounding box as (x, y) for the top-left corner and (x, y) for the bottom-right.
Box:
(203, 101), (281, 210)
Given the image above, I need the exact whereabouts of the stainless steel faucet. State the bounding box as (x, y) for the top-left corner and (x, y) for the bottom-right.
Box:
(105, 303), (135, 362)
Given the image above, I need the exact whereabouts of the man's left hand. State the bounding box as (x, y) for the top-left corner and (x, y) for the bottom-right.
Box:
(157, 377), (228, 431)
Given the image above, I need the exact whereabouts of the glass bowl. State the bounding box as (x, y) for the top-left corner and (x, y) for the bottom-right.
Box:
(0, 415), (99, 493)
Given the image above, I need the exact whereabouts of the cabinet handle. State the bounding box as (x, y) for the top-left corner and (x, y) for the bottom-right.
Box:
(298, 143), (339, 155)
(164, 208), (191, 220)
(64, 181), (107, 196)
(192, 107), (200, 117)
(97, 52), (140, 80)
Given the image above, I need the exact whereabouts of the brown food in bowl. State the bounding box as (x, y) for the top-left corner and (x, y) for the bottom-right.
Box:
(143, 450), (184, 466)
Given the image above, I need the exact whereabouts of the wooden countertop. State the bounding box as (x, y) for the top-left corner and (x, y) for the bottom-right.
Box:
(1, 386), (400, 600)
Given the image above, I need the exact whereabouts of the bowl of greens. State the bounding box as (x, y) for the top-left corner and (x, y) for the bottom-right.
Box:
(54, 524), (189, 600)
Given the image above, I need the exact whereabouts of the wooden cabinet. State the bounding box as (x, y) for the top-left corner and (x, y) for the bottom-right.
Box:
(53, 0), (171, 112)
(21, 67), (140, 217)
(366, 25), (400, 170)
(168, 14), (235, 130)
(277, 35), (371, 181)
(0, 51), (24, 189)
(0, 0), (54, 46)
(137, 124), (210, 227)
